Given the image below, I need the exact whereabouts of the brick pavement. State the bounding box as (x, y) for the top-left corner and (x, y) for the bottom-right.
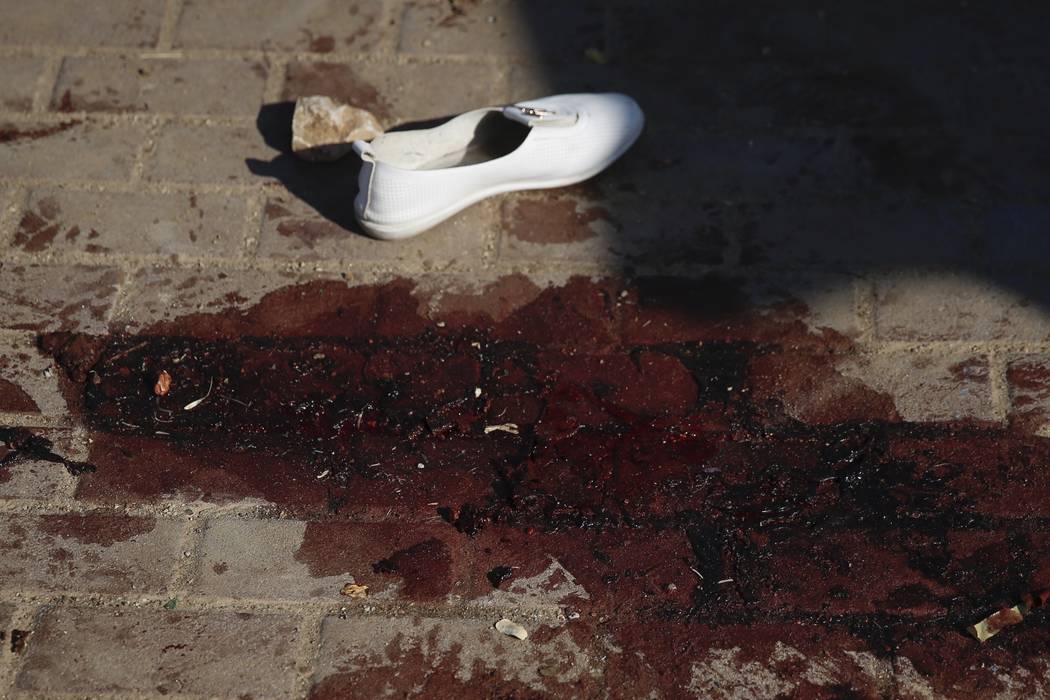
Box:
(1, 1), (1050, 698)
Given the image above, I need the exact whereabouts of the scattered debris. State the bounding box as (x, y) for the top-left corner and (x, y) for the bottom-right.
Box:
(484, 423), (520, 435)
(292, 95), (383, 162)
(487, 565), (514, 588)
(183, 377), (213, 411)
(163, 598), (178, 610)
(316, 469), (330, 480)
(341, 583), (369, 599)
(969, 589), (1050, 642)
(474, 387), (482, 398)
(10, 629), (29, 654)
(494, 618), (528, 640)
(154, 370), (172, 397)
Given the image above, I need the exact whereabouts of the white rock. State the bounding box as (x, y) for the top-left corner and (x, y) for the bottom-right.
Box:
(292, 95), (383, 162)
(494, 618), (528, 640)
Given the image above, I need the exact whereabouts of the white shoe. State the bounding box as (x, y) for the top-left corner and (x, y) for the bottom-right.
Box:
(352, 93), (644, 240)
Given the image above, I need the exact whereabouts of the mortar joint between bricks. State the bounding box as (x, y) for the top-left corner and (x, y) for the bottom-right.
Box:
(290, 609), (326, 700)
(30, 55), (63, 113)
(262, 55), (288, 104)
(165, 517), (206, 593)
(0, 186), (28, 250)
(988, 349), (1011, 425)
(155, 0), (185, 51)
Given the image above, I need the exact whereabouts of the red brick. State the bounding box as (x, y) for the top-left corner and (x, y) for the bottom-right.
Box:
(16, 606), (300, 698)
(15, 188), (248, 257)
(0, 264), (122, 334)
(0, 513), (182, 594)
(0, 120), (146, 180)
(174, 0), (386, 52)
(0, 0), (164, 47)
(195, 518), (475, 602)
(52, 56), (268, 116)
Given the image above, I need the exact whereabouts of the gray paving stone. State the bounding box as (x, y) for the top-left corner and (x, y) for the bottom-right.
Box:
(312, 615), (603, 697)
(283, 59), (511, 124)
(0, 0), (164, 47)
(875, 272), (1050, 341)
(0, 513), (182, 594)
(146, 123), (278, 184)
(14, 188), (248, 257)
(0, 55), (44, 111)
(837, 351), (995, 422)
(52, 56), (269, 116)
(0, 263), (122, 334)
(259, 193), (497, 267)
(0, 333), (66, 415)
(193, 518), (473, 601)
(398, 0), (604, 61)
(0, 121), (145, 180)
(15, 606), (300, 698)
(174, 0), (386, 52)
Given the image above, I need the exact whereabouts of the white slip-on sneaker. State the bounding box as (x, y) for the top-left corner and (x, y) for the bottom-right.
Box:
(352, 92), (644, 240)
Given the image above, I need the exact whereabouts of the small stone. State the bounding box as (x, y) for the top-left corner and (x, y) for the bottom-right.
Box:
(494, 618), (528, 640)
(292, 95), (383, 162)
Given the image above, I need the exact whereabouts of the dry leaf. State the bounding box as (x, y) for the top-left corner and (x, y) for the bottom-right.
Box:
(340, 583), (368, 599)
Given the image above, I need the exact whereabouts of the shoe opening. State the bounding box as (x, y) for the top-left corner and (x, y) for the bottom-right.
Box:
(369, 110), (530, 171)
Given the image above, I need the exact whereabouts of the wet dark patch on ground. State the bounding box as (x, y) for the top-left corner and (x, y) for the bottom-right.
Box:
(0, 426), (95, 476)
(34, 275), (1050, 685)
(37, 513), (155, 547)
(0, 120), (82, 144)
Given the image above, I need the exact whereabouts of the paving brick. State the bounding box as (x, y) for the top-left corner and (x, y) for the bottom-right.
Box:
(0, 333), (66, 414)
(500, 188), (726, 269)
(174, 0), (386, 52)
(52, 56), (268, 116)
(875, 272), (1050, 341)
(0, 56), (44, 111)
(0, 263), (122, 334)
(398, 0), (605, 60)
(0, 120), (145, 180)
(259, 193), (497, 265)
(282, 59), (510, 124)
(14, 188), (248, 257)
(835, 351), (995, 422)
(194, 518), (475, 601)
(0, 430), (79, 500)
(0, 513), (181, 594)
(109, 266), (305, 334)
(0, 0), (164, 47)
(16, 605), (300, 698)
(1007, 355), (1050, 435)
(616, 271), (860, 350)
(310, 615), (604, 699)
(738, 199), (978, 271)
(602, 621), (889, 700)
(146, 123), (279, 184)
